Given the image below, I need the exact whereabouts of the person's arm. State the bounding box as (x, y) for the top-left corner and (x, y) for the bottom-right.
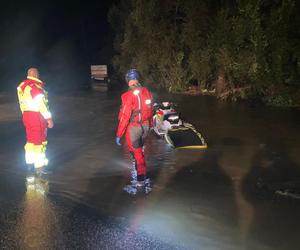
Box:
(17, 82), (25, 114)
(116, 93), (132, 138)
(31, 87), (53, 128)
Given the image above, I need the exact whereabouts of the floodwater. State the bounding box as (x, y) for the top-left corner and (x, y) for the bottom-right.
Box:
(0, 89), (300, 250)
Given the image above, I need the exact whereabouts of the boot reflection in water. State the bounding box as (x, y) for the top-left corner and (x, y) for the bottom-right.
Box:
(26, 170), (49, 196)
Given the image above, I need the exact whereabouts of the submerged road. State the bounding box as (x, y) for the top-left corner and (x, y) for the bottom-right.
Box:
(0, 90), (300, 249)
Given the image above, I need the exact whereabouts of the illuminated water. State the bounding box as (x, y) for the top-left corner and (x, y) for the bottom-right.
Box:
(0, 90), (299, 249)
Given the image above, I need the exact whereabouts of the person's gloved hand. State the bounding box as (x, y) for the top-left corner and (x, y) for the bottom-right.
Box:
(115, 137), (121, 146)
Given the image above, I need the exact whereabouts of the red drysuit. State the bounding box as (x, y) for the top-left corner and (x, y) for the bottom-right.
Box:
(17, 76), (52, 168)
(117, 84), (153, 181)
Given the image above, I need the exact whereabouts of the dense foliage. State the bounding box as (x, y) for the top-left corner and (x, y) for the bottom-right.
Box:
(109, 0), (300, 106)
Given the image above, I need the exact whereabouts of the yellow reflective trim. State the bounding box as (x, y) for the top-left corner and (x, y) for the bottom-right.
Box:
(164, 134), (175, 147)
(24, 143), (35, 152)
(176, 145), (208, 149)
(34, 144), (44, 153)
(24, 143), (36, 164)
(27, 76), (43, 83)
(42, 141), (48, 153)
(168, 128), (189, 132)
(165, 124), (208, 149)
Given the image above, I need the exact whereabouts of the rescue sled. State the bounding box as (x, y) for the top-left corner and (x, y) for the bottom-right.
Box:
(165, 123), (207, 149)
(153, 102), (183, 136)
(152, 102), (208, 149)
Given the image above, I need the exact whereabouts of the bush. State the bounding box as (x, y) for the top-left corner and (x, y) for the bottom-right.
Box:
(109, 0), (300, 106)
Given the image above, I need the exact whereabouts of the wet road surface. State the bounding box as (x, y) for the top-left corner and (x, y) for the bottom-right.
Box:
(0, 90), (300, 249)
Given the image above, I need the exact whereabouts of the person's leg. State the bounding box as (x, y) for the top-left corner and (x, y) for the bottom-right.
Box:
(40, 114), (49, 168)
(34, 115), (48, 171)
(126, 126), (138, 182)
(23, 113), (35, 169)
(141, 124), (150, 145)
(126, 125), (146, 182)
(24, 113), (48, 170)
(133, 147), (146, 181)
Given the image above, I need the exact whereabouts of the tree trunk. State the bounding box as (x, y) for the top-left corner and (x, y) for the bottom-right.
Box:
(215, 69), (228, 97)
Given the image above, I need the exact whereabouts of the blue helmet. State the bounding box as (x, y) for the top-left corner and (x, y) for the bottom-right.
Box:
(125, 69), (140, 82)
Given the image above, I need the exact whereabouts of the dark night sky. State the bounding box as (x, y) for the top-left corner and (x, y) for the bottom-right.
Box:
(0, 0), (114, 90)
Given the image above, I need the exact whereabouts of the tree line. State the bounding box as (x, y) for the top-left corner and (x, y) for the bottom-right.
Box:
(108, 0), (300, 106)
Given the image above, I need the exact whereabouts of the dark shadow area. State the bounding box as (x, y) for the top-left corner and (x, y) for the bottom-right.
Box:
(221, 137), (244, 146)
(0, 121), (23, 144)
(169, 146), (239, 229)
(242, 141), (300, 250)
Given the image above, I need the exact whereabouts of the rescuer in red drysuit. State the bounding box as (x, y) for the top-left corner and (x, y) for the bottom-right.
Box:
(116, 69), (153, 186)
(17, 68), (54, 173)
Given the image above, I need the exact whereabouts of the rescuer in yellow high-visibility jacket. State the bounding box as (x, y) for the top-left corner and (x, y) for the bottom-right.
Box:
(17, 68), (54, 171)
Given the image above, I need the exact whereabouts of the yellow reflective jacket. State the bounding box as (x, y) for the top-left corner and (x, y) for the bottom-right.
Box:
(17, 76), (52, 119)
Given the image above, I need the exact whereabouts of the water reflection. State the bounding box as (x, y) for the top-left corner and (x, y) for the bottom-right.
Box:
(15, 179), (61, 249)
(241, 141), (300, 249)
(216, 139), (256, 246)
